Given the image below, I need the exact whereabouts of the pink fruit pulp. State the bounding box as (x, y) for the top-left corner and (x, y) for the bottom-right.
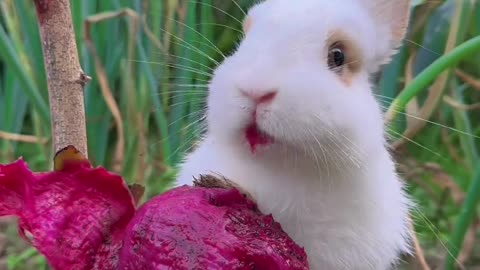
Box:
(245, 123), (274, 153)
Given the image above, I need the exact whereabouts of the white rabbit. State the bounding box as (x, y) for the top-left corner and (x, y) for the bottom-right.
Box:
(175, 0), (413, 269)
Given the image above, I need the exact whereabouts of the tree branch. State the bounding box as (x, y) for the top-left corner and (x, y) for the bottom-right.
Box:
(34, 0), (90, 156)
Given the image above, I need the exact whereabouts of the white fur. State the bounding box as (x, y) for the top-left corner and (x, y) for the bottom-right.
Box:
(175, 0), (412, 269)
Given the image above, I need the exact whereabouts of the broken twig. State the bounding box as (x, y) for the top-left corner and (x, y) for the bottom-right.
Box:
(34, 0), (90, 156)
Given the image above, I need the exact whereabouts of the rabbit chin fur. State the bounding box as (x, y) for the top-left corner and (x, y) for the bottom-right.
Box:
(175, 0), (412, 269)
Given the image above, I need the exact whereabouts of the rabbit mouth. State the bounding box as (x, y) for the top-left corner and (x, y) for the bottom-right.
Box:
(245, 122), (274, 153)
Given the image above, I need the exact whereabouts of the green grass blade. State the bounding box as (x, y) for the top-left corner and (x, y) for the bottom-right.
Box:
(0, 23), (49, 122)
(137, 40), (171, 162)
(386, 35), (480, 123)
(445, 165), (480, 270)
(168, 1), (198, 163)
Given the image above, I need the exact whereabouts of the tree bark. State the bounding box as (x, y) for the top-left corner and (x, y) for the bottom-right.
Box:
(34, 0), (89, 157)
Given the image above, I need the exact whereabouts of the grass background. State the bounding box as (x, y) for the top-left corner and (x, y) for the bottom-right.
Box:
(0, 0), (479, 269)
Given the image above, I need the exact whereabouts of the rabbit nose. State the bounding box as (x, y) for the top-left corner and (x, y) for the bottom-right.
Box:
(240, 89), (278, 104)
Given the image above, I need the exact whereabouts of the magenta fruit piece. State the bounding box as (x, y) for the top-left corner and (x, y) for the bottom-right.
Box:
(0, 153), (308, 270)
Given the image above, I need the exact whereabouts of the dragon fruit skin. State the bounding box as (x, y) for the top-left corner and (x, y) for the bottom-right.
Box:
(0, 156), (309, 270)
(119, 185), (308, 270)
(0, 159), (136, 270)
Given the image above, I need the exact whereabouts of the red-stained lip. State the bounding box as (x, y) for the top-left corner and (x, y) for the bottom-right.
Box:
(245, 123), (274, 153)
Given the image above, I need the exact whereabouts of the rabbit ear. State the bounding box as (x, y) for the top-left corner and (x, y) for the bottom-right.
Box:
(243, 16), (253, 33)
(363, 0), (411, 62)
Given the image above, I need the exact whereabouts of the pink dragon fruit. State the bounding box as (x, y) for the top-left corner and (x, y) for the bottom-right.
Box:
(0, 146), (308, 270)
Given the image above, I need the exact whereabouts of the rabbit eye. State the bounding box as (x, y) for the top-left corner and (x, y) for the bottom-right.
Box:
(327, 42), (346, 71)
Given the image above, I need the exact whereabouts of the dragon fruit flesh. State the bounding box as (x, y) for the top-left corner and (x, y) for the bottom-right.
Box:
(0, 146), (309, 270)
